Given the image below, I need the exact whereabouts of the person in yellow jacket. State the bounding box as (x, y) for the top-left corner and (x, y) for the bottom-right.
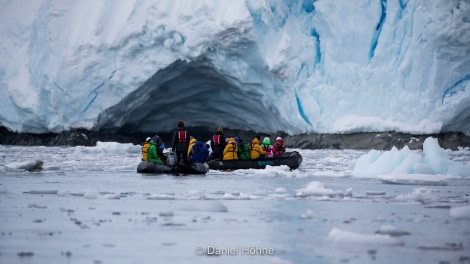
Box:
(223, 137), (238, 160)
(249, 137), (266, 159)
(187, 137), (196, 157)
(141, 137), (151, 161)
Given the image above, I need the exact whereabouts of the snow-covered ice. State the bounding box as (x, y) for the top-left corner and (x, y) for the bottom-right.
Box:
(353, 137), (470, 178)
(377, 174), (453, 186)
(1, 142), (469, 263)
(1, 1), (469, 135)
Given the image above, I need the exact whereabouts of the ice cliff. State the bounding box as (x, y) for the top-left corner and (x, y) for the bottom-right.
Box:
(0, 0), (469, 135)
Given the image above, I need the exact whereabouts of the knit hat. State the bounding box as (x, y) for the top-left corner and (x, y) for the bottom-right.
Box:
(151, 137), (157, 142)
(218, 127), (223, 133)
(177, 120), (184, 127)
(263, 137), (271, 145)
(146, 137), (151, 142)
(276, 137), (282, 141)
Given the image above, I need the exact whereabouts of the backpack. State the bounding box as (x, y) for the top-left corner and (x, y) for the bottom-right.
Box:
(178, 130), (187, 143)
(213, 134), (221, 146)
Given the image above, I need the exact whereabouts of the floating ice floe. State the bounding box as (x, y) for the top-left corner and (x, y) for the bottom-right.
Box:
(327, 228), (404, 246)
(300, 210), (314, 219)
(222, 192), (260, 200)
(450, 205), (470, 219)
(23, 190), (58, 194)
(377, 174), (455, 186)
(84, 191), (98, 199)
(296, 181), (352, 198)
(375, 225), (411, 237)
(75, 141), (141, 154)
(6, 160), (44, 172)
(184, 190), (207, 200)
(365, 191), (386, 196)
(230, 165), (292, 177)
(146, 194), (176, 200)
(102, 193), (121, 199)
(393, 188), (436, 203)
(353, 137), (470, 178)
(418, 243), (464, 251)
(184, 201), (228, 212)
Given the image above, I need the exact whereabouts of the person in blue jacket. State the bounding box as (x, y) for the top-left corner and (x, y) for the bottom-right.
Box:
(154, 135), (166, 162)
(188, 138), (209, 163)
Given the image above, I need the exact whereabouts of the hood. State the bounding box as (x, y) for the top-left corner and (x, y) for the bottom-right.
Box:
(262, 139), (272, 145)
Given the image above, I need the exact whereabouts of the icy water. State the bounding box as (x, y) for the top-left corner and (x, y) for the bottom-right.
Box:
(1, 143), (469, 264)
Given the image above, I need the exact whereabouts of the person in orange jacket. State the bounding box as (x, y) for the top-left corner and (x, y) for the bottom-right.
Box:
(249, 137), (266, 159)
(141, 137), (151, 161)
(187, 137), (196, 157)
(223, 137), (238, 160)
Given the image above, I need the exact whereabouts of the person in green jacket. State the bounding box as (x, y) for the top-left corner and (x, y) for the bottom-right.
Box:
(235, 137), (250, 160)
(148, 137), (163, 164)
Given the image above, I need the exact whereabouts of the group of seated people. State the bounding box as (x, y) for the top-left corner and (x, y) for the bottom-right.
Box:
(218, 135), (286, 161)
(210, 127), (286, 161)
(141, 126), (286, 164)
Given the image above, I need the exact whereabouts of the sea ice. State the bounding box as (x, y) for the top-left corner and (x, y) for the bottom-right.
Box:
(23, 190), (58, 194)
(146, 193), (176, 200)
(377, 174), (454, 186)
(295, 181), (349, 198)
(274, 187), (287, 193)
(375, 225), (411, 237)
(1, 143), (469, 264)
(393, 188), (436, 202)
(449, 205), (470, 219)
(327, 228), (404, 246)
(365, 191), (386, 195)
(184, 201), (228, 212)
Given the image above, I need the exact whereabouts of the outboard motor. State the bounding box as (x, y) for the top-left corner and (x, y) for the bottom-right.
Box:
(167, 151), (177, 167)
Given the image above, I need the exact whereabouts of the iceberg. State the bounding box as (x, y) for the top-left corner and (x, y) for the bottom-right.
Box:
(352, 137), (470, 178)
(1, 0), (469, 135)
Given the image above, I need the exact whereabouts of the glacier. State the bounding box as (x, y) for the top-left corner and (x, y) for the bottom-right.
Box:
(0, 0), (469, 135)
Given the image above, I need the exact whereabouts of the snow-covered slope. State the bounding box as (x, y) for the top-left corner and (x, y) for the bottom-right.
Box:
(1, 0), (469, 135)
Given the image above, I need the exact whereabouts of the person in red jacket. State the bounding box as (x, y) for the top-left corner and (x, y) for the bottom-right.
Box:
(273, 137), (286, 157)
